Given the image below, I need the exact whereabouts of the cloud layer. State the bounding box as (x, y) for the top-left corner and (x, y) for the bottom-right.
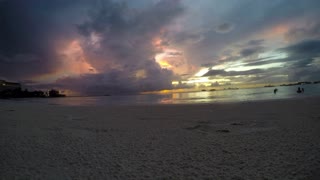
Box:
(0, 0), (184, 94)
(1, 0), (320, 94)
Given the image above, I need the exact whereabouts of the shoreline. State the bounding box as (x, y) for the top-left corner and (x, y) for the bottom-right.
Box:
(1, 97), (320, 179)
(1, 93), (319, 107)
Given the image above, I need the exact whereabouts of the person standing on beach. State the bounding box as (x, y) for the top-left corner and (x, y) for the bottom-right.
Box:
(274, 88), (278, 94)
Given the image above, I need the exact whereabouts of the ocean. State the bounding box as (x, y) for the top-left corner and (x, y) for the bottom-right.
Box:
(3, 84), (320, 106)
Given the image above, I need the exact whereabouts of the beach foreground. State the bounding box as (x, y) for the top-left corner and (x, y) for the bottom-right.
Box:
(1, 98), (320, 179)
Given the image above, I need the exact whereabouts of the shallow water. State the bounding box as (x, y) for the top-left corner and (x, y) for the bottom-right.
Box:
(2, 84), (320, 106)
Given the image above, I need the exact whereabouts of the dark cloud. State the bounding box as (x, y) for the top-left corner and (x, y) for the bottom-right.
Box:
(167, 52), (183, 56)
(204, 44), (266, 66)
(179, 0), (320, 66)
(71, 0), (184, 94)
(78, 0), (184, 65)
(2, 0), (320, 92)
(234, 40), (320, 69)
(285, 23), (320, 43)
(283, 40), (320, 56)
(288, 66), (320, 82)
(50, 61), (174, 95)
(0, 0), (87, 80)
(246, 39), (265, 46)
(201, 63), (215, 68)
(172, 32), (204, 45)
(203, 69), (225, 76)
(242, 58), (276, 67)
(214, 22), (234, 34)
(0, 0), (184, 94)
(203, 69), (266, 77)
(280, 40), (320, 67)
(240, 46), (265, 57)
(180, 0), (320, 85)
(236, 40), (320, 82)
(231, 40), (320, 82)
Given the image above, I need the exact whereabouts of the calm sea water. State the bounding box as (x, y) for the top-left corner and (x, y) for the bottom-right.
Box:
(3, 84), (320, 106)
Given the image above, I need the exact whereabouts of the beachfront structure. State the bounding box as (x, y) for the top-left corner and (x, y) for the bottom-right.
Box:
(0, 80), (21, 92)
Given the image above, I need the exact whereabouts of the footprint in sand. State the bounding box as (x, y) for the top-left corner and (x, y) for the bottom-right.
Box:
(65, 115), (87, 121)
(185, 120), (276, 134)
(216, 129), (230, 133)
(185, 123), (231, 133)
(185, 124), (202, 130)
(230, 122), (244, 126)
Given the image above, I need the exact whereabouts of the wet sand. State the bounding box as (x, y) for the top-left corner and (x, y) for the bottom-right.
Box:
(1, 97), (320, 179)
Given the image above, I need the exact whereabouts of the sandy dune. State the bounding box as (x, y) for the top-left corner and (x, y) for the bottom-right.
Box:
(1, 97), (320, 179)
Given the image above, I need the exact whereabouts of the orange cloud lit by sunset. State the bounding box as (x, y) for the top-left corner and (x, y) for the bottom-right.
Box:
(34, 40), (98, 83)
(258, 23), (291, 41)
(153, 35), (197, 77)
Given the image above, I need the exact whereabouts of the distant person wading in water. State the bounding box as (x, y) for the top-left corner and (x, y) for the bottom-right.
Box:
(297, 87), (302, 93)
(274, 88), (278, 94)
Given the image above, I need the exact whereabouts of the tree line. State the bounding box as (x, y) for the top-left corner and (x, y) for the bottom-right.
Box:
(0, 88), (66, 99)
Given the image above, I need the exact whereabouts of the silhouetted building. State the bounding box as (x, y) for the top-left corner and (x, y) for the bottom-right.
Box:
(0, 80), (21, 92)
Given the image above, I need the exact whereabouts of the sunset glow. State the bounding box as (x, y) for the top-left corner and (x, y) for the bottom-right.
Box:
(1, 0), (320, 95)
(34, 40), (98, 83)
(2, 2), (320, 179)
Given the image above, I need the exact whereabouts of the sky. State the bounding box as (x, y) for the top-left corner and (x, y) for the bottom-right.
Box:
(1, 0), (320, 95)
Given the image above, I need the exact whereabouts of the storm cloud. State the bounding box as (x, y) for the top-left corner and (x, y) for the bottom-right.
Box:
(72, 0), (183, 94)
(201, 39), (320, 84)
(214, 22), (234, 34)
(0, 0), (184, 94)
(240, 46), (265, 57)
(1, 0), (320, 94)
(0, 0), (95, 81)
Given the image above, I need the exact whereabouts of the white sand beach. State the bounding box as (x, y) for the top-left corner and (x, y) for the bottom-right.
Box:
(1, 97), (320, 179)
